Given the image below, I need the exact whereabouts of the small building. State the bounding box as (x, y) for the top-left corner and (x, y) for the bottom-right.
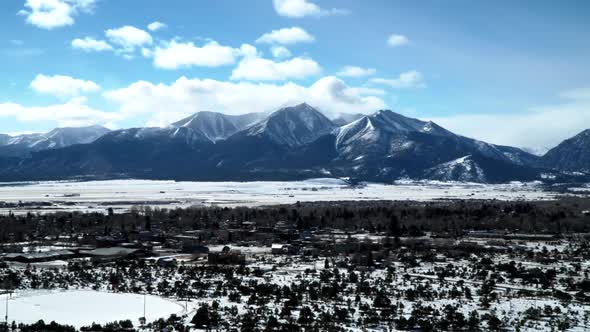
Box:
(3, 250), (75, 263)
(173, 235), (209, 254)
(208, 248), (246, 265)
(80, 247), (146, 262)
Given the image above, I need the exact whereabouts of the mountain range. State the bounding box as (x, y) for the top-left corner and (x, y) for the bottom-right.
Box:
(0, 126), (111, 158)
(0, 103), (587, 184)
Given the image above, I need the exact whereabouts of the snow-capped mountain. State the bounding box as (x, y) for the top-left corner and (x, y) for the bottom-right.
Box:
(0, 125), (110, 157)
(240, 103), (335, 147)
(542, 129), (590, 172)
(172, 111), (266, 142)
(0, 104), (583, 183)
(335, 110), (453, 160)
(335, 110), (540, 166)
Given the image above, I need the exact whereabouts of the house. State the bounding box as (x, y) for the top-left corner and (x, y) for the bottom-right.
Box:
(272, 244), (287, 254)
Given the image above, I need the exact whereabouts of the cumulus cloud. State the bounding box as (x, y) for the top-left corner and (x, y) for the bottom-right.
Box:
(271, 46), (292, 59)
(153, 40), (241, 69)
(371, 71), (425, 89)
(71, 37), (113, 52)
(272, 0), (348, 18)
(430, 88), (590, 152)
(0, 97), (120, 128)
(387, 34), (409, 47)
(19, 0), (95, 29)
(231, 55), (321, 81)
(337, 66), (376, 78)
(256, 27), (315, 45)
(103, 76), (385, 126)
(147, 21), (166, 32)
(30, 74), (100, 97)
(105, 26), (153, 52)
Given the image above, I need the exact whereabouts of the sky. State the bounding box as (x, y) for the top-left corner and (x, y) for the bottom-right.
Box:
(0, 0), (589, 152)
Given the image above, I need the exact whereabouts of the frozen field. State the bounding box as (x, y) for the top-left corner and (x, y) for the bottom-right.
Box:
(0, 290), (184, 328)
(0, 178), (566, 214)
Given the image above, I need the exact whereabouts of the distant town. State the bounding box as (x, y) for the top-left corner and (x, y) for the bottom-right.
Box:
(0, 198), (588, 331)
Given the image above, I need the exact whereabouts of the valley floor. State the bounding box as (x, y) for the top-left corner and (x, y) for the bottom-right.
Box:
(0, 178), (568, 214)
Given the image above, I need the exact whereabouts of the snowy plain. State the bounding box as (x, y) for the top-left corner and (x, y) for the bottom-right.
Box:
(0, 290), (185, 328)
(0, 178), (566, 214)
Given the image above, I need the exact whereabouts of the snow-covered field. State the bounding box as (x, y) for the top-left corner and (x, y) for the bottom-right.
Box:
(0, 290), (184, 328)
(0, 178), (563, 214)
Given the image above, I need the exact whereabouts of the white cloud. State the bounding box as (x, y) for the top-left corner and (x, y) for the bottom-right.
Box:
(0, 97), (119, 128)
(147, 21), (167, 32)
(19, 0), (95, 30)
(231, 55), (321, 81)
(256, 27), (315, 45)
(337, 66), (376, 78)
(430, 88), (590, 152)
(153, 40), (241, 69)
(371, 71), (425, 89)
(271, 46), (292, 59)
(71, 37), (113, 52)
(30, 74), (100, 98)
(141, 47), (153, 58)
(387, 34), (409, 47)
(105, 26), (153, 51)
(272, 0), (348, 18)
(103, 76), (385, 126)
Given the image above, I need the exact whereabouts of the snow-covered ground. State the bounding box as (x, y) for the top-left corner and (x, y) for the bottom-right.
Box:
(0, 290), (185, 328)
(0, 178), (564, 214)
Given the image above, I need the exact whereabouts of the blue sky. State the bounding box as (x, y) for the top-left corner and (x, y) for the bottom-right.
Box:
(0, 0), (589, 151)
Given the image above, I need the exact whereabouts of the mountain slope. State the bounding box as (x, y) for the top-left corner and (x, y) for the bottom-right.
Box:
(542, 129), (590, 173)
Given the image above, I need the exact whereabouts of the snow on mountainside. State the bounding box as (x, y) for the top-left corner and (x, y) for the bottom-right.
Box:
(542, 129), (590, 172)
(424, 155), (487, 182)
(97, 126), (210, 145)
(0, 126), (110, 157)
(242, 103), (335, 147)
(172, 111), (266, 142)
(332, 113), (365, 126)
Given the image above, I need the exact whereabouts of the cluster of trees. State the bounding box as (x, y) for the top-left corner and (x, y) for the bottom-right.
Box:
(0, 198), (589, 243)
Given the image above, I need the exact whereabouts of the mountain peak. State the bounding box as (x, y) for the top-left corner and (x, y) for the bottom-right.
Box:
(542, 128), (590, 172)
(275, 102), (318, 114)
(244, 103), (335, 147)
